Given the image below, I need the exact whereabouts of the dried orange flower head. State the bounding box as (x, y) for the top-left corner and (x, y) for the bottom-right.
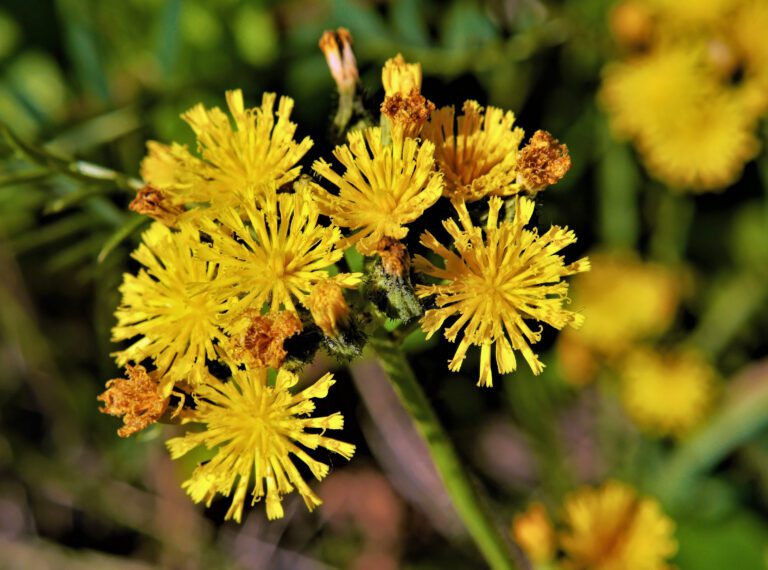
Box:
(319, 28), (358, 95)
(129, 185), (184, 226)
(230, 310), (303, 369)
(381, 89), (436, 139)
(98, 364), (169, 438)
(512, 502), (556, 565)
(516, 130), (572, 192)
(375, 236), (410, 277)
(306, 279), (352, 337)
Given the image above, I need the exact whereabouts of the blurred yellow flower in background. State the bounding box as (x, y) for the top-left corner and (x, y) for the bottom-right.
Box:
(560, 481), (677, 570)
(620, 348), (716, 437)
(557, 253), (679, 384)
(112, 222), (231, 392)
(312, 127), (443, 255)
(166, 368), (355, 522)
(601, 0), (768, 192)
(415, 196), (589, 387)
(141, 90), (313, 211)
(512, 502), (556, 565)
(601, 47), (760, 191)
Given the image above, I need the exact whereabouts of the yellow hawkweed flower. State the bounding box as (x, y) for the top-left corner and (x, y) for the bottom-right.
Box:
(381, 53), (422, 98)
(727, 0), (768, 116)
(423, 100), (525, 202)
(561, 481), (677, 570)
(414, 196), (589, 387)
(312, 127), (444, 255)
(199, 190), (360, 320)
(112, 222), (230, 393)
(560, 253), (679, 357)
(620, 348), (716, 438)
(512, 502), (556, 565)
(601, 47), (760, 191)
(166, 367), (355, 522)
(141, 90), (312, 210)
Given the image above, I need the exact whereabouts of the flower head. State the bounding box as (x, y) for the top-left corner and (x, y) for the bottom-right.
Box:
(199, 190), (360, 320)
(98, 365), (170, 437)
(141, 90), (313, 210)
(312, 127), (444, 255)
(112, 222), (230, 392)
(561, 481), (677, 570)
(319, 28), (359, 95)
(306, 279), (352, 338)
(382, 53), (422, 98)
(166, 367), (355, 521)
(620, 348), (716, 437)
(229, 310), (303, 369)
(601, 47), (760, 191)
(415, 196), (589, 387)
(423, 100), (525, 202)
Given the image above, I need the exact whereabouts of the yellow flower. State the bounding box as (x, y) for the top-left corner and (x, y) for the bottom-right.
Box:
(423, 100), (525, 202)
(560, 253), (679, 358)
(644, 0), (738, 28)
(414, 196), (589, 387)
(199, 189), (360, 321)
(312, 127), (444, 255)
(561, 481), (677, 570)
(306, 278), (352, 338)
(382, 53), (422, 98)
(141, 90), (312, 210)
(112, 222), (230, 392)
(727, 0), (768, 116)
(601, 47), (760, 191)
(512, 502), (556, 565)
(620, 348), (716, 437)
(166, 367), (355, 522)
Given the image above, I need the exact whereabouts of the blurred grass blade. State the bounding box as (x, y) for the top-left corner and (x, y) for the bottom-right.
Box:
(597, 138), (639, 249)
(98, 215), (147, 263)
(0, 169), (50, 189)
(45, 185), (118, 215)
(155, 0), (182, 76)
(11, 212), (93, 254)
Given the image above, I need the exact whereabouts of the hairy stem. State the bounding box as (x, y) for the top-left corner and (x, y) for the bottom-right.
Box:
(368, 331), (519, 570)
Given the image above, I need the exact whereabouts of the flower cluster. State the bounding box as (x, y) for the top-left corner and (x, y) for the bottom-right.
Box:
(99, 30), (587, 521)
(512, 481), (678, 570)
(601, 0), (768, 191)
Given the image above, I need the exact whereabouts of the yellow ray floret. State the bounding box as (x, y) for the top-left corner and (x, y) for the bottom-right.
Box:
(561, 481), (678, 570)
(112, 223), (230, 393)
(422, 100), (525, 202)
(166, 367), (355, 522)
(381, 53), (423, 97)
(141, 90), (313, 210)
(414, 197), (589, 387)
(198, 190), (360, 321)
(312, 127), (444, 255)
(620, 348), (716, 438)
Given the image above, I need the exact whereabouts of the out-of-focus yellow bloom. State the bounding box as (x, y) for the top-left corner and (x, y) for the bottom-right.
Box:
(312, 127), (443, 255)
(166, 368), (355, 522)
(559, 253), (679, 359)
(561, 481), (677, 570)
(199, 190), (360, 322)
(620, 348), (716, 437)
(729, 0), (768, 115)
(141, 90), (312, 210)
(512, 502), (556, 565)
(112, 223), (230, 393)
(645, 0), (737, 28)
(423, 100), (525, 202)
(601, 47), (760, 191)
(415, 196), (589, 387)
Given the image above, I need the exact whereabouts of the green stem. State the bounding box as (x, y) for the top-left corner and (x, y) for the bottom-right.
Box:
(368, 331), (519, 570)
(649, 190), (693, 264)
(0, 122), (142, 193)
(655, 363), (768, 511)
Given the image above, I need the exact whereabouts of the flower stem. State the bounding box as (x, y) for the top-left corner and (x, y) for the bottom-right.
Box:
(368, 331), (519, 570)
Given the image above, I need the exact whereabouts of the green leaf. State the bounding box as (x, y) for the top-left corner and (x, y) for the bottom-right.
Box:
(441, 1), (497, 51)
(391, 0), (430, 46)
(97, 215), (148, 263)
